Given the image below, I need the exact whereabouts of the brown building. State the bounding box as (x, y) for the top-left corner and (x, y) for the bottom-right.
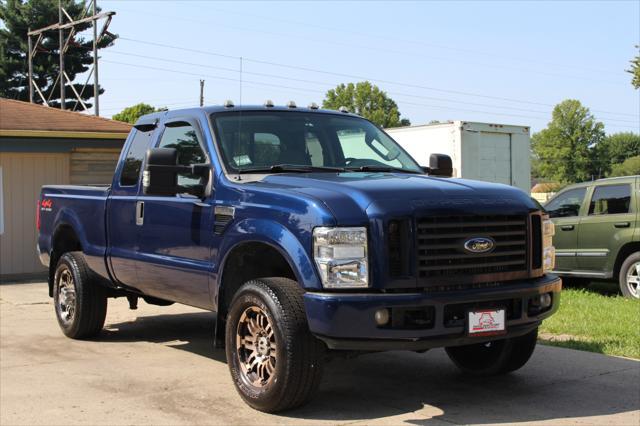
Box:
(0, 98), (131, 279)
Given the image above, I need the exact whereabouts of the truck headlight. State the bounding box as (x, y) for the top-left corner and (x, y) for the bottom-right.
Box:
(542, 215), (555, 272)
(313, 227), (368, 288)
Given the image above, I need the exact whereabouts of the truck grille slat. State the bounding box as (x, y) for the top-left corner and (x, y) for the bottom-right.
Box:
(416, 214), (528, 279)
(420, 230), (526, 239)
(418, 239), (525, 250)
(421, 249), (526, 261)
(418, 220), (525, 229)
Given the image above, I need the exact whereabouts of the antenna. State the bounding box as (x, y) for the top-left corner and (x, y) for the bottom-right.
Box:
(27, 0), (115, 115)
(199, 79), (205, 107)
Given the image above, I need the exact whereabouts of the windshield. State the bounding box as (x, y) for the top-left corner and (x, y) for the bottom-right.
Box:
(211, 111), (423, 174)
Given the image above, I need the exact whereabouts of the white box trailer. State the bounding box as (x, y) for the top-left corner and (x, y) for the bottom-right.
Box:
(386, 121), (531, 192)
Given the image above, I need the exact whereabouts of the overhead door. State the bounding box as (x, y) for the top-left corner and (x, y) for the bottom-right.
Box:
(475, 132), (512, 186)
(0, 152), (70, 278)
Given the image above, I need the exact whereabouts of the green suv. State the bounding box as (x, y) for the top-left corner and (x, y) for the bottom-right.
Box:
(545, 176), (639, 298)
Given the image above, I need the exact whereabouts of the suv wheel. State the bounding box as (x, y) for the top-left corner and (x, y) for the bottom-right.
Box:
(445, 328), (538, 375)
(53, 252), (108, 339)
(619, 252), (640, 299)
(225, 278), (325, 413)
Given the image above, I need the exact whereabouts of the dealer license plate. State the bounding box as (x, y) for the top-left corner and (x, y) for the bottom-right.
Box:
(468, 309), (506, 336)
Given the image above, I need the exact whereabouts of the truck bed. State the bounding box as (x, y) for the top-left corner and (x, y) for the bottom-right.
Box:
(38, 184), (112, 281)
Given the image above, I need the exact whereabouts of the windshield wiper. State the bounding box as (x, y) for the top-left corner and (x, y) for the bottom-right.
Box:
(344, 165), (423, 174)
(237, 164), (345, 174)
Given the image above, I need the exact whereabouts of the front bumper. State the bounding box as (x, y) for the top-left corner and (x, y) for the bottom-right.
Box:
(304, 274), (561, 351)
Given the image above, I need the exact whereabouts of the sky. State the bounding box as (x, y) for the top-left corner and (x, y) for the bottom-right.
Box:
(85, 0), (640, 133)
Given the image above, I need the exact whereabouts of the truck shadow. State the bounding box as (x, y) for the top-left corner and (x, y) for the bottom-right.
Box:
(100, 310), (226, 363)
(102, 311), (639, 424)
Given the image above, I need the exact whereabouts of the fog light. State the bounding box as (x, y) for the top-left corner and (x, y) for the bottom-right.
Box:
(540, 293), (552, 308)
(375, 309), (390, 326)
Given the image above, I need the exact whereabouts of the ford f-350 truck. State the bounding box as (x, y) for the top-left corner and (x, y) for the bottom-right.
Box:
(37, 104), (560, 412)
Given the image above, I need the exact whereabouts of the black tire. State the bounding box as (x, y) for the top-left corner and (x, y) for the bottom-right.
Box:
(225, 277), (325, 413)
(618, 252), (640, 299)
(53, 251), (108, 339)
(445, 328), (538, 376)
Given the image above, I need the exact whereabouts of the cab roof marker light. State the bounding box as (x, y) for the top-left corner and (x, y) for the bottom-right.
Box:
(308, 102), (319, 110)
(339, 106), (349, 113)
(264, 100), (274, 108)
(224, 99), (235, 108)
(287, 100), (297, 108)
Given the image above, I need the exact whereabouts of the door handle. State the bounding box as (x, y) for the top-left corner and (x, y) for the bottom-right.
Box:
(614, 222), (630, 228)
(136, 201), (144, 226)
(560, 225), (575, 231)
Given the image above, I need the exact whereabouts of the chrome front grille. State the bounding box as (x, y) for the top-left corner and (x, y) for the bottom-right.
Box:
(416, 214), (528, 279)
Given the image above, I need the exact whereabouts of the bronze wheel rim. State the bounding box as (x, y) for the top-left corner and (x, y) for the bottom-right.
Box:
(235, 305), (277, 388)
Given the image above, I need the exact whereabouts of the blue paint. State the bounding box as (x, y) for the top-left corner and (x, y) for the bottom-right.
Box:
(37, 106), (557, 349)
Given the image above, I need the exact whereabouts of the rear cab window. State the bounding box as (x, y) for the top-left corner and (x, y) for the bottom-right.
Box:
(588, 184), (632, 215)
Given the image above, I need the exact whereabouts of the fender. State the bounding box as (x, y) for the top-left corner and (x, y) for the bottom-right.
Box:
(52, 206), (109, 279)
(213, 218), (322, 310)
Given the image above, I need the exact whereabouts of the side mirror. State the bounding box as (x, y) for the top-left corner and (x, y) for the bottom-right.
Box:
(143, 148), (180, 196)
(423, 153), (453, 177)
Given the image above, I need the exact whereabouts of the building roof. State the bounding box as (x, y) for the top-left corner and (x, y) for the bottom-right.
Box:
(0, 98), (131, 139)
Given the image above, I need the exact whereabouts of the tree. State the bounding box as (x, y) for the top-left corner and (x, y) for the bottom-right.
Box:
(601, 132), (640, 165)
(0, 0), (116, 109)
(610, 155), (640, 177)
(627, 45), (640, 89)
(322, 81), (410, 128)
(531, 99), (606, 183)
(112, 103), (161, 124)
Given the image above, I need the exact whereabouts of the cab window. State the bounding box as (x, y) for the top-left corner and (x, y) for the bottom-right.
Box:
(158, 123), (207, 192)
(588, 184), (631, 215)
(120, 129), (153, 186)
(545, 188), (586, 218)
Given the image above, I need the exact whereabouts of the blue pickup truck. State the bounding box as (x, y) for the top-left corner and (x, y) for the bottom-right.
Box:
(37, 104), (560, 412)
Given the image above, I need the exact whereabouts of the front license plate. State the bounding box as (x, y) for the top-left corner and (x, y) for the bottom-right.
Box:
(468, 309), (506, 336)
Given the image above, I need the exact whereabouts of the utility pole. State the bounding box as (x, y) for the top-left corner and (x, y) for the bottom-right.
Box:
(27, 1), (115, 115)
(199, 79), (205, 107)
(92, 0), (99, 115)
(59, 0), (65, 110)
(27, 29), (33, 103)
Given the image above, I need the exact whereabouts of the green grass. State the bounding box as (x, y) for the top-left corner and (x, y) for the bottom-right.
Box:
(539, 288), (640, 359)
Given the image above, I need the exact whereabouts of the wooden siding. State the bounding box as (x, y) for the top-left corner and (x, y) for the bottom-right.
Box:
(70, 148), (120, 185)
(0, 152), (70, 277)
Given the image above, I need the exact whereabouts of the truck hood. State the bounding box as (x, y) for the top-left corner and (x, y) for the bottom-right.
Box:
(255, 172), (537, 224)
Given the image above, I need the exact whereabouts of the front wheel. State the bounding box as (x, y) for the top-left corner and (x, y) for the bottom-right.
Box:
(225, 278), (325, 413)
(445, 328), (538, 376)
(619, 252), (640, 299)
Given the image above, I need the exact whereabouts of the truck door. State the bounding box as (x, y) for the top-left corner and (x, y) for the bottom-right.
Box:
(577, 182), (636, 274)
(107, 128), (155, 286)
(135, 119), (215, 309)
(546, 187), (587, 271)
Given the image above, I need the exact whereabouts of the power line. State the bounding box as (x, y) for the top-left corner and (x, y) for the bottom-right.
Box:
(116, 36), (638, 119)
(198, 4), (623, 77)
(105, 49), (639, 124)
(100, 58), (639, 129)
(114, 3), (625, 85)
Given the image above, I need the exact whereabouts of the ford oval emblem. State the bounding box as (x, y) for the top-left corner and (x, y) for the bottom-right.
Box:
(464, 237), (495, 254)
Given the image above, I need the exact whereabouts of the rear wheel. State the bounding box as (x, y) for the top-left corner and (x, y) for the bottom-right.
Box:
(619, 252), (640, 299)
(445, 328), (538, 376)
(225, 278), (325, 413)
(53, 252), (108, 339)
